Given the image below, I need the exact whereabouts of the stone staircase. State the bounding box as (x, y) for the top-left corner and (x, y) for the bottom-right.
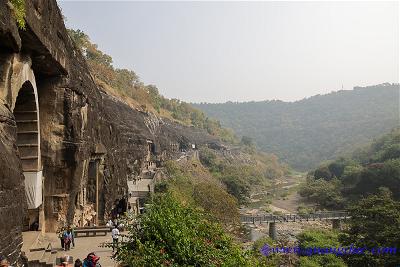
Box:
(27, 248), (57, 267)
(14, 86), (40, 172)
(23, 232), (58, 267)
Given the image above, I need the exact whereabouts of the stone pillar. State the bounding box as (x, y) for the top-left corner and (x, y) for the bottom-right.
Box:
(269, 222), (277, 240)
(332, 219), (342, 230)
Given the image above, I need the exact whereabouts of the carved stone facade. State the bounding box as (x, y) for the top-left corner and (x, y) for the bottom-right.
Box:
(0, 0), (219, 265)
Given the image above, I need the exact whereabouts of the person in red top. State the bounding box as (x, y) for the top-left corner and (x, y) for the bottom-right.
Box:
(83, 252), (101, 267)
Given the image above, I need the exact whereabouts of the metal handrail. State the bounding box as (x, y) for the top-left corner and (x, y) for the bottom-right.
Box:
(241, 211), (350, 223)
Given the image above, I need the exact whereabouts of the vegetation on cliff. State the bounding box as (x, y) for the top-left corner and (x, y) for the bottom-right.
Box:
(115, 143), (287, 265)
(8, 0), (25, 29)
(158, 160), (241, 228)
(67, 28), (236, 143)
(198, 146), (288, 204)
(194, 84), (399, 170)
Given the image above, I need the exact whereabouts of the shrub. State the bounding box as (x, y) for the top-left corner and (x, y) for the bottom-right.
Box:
(113, 193), (252, 266)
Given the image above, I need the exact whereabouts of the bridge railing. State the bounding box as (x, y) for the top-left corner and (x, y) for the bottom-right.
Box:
(241, 211), (350, 223)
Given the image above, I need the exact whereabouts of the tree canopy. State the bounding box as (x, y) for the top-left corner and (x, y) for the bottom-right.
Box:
(113, 193), (253, 266)
(340, 188), (400, 267)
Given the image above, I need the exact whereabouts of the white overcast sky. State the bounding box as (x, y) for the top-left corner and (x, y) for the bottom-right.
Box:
(59, 1), (399, 103)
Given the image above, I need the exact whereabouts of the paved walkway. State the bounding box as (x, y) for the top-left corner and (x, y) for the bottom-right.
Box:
(22, 231), (119, 267)
(49, 233), (117, 267)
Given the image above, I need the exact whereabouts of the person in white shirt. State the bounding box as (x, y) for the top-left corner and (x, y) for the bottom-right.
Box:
(111, 225), (120, 252)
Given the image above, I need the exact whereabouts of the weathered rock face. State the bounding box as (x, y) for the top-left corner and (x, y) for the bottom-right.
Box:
(0, 0), (218, 265)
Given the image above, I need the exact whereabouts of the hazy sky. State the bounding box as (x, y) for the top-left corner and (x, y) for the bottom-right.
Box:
(59, 1), (399, 103)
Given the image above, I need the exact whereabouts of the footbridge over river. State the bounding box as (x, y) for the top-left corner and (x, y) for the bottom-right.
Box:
(241, 211), (350, 239)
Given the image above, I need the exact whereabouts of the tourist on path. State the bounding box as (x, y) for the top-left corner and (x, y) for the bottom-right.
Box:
(83, 252), (101, 267)
(63, 229), (73, 251)
(68, 226), (76, 248)
(58, 227), (66, 250)
(111, 225), (120, 252)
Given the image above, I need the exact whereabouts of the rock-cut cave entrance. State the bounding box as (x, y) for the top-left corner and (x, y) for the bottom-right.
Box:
(14, 81), (43, 231)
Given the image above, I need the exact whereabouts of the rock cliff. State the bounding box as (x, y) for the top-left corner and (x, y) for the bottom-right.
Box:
(0, 0), (219, 265)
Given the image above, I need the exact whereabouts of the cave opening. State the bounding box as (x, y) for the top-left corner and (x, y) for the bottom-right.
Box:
(13, 81), (42, 231)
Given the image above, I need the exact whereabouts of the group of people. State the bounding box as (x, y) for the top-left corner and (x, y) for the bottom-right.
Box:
(57, 252), (101, 267)
(105, 217), (124, 230)
(57, 226), (76, 251)
(1, 252), (103, 267)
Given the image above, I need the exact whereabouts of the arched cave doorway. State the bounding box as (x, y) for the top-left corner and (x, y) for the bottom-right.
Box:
(14, 81), (42, 231)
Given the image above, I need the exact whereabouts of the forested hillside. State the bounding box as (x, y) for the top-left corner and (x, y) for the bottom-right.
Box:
(194, 84), (399, 170)
(300, 128), (400, 209)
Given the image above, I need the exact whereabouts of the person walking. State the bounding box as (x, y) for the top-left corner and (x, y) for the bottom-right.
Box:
(58, 227), (65, 250)
(111, 225), (120, 252)
(68, 226), (76, 248)
(63, 229), (72, 251)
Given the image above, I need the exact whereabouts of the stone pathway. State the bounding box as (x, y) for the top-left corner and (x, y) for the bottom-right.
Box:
(48, 233), (117, 267)
(22, 231), (119, 266)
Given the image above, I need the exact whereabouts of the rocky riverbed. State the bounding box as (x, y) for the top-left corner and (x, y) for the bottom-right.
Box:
(242, 173), (330, 242)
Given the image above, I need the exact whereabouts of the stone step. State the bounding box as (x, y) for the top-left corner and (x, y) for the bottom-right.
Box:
(23, 168), (41, 172)
(15, 121), (38, 131)
(17, 144), (39, 147)
(21, 158), (39, 171)
(45, 253), (57, 267)
(27, 249), (46, 262)
(17, 131), (39, 134)
(17, 133), (38, 144)
(19, 146), (39, 157)
(15, 112), (37, 121)
(16, 119), (38, 123)
(14, 111), (37, 114)
(20, 156), (39, 160)
(14, 101), (37, 111)
(41, 248), (57, 267)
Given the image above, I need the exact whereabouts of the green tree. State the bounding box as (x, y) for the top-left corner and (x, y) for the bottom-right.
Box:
(252, 236), (282, 267)
(299, 178), (344, 209)
(350, 159), (400, 199)
(340, 188), (400, 267)
(221, 175), (251, 204)
(113, 193), (252, 266)
(314, 166), (332, 180)
(193, 182), (240, 226)
(297, 230), (346, 267)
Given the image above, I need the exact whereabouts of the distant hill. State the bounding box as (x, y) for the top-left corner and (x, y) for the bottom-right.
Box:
(194, 84), (400, 170)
